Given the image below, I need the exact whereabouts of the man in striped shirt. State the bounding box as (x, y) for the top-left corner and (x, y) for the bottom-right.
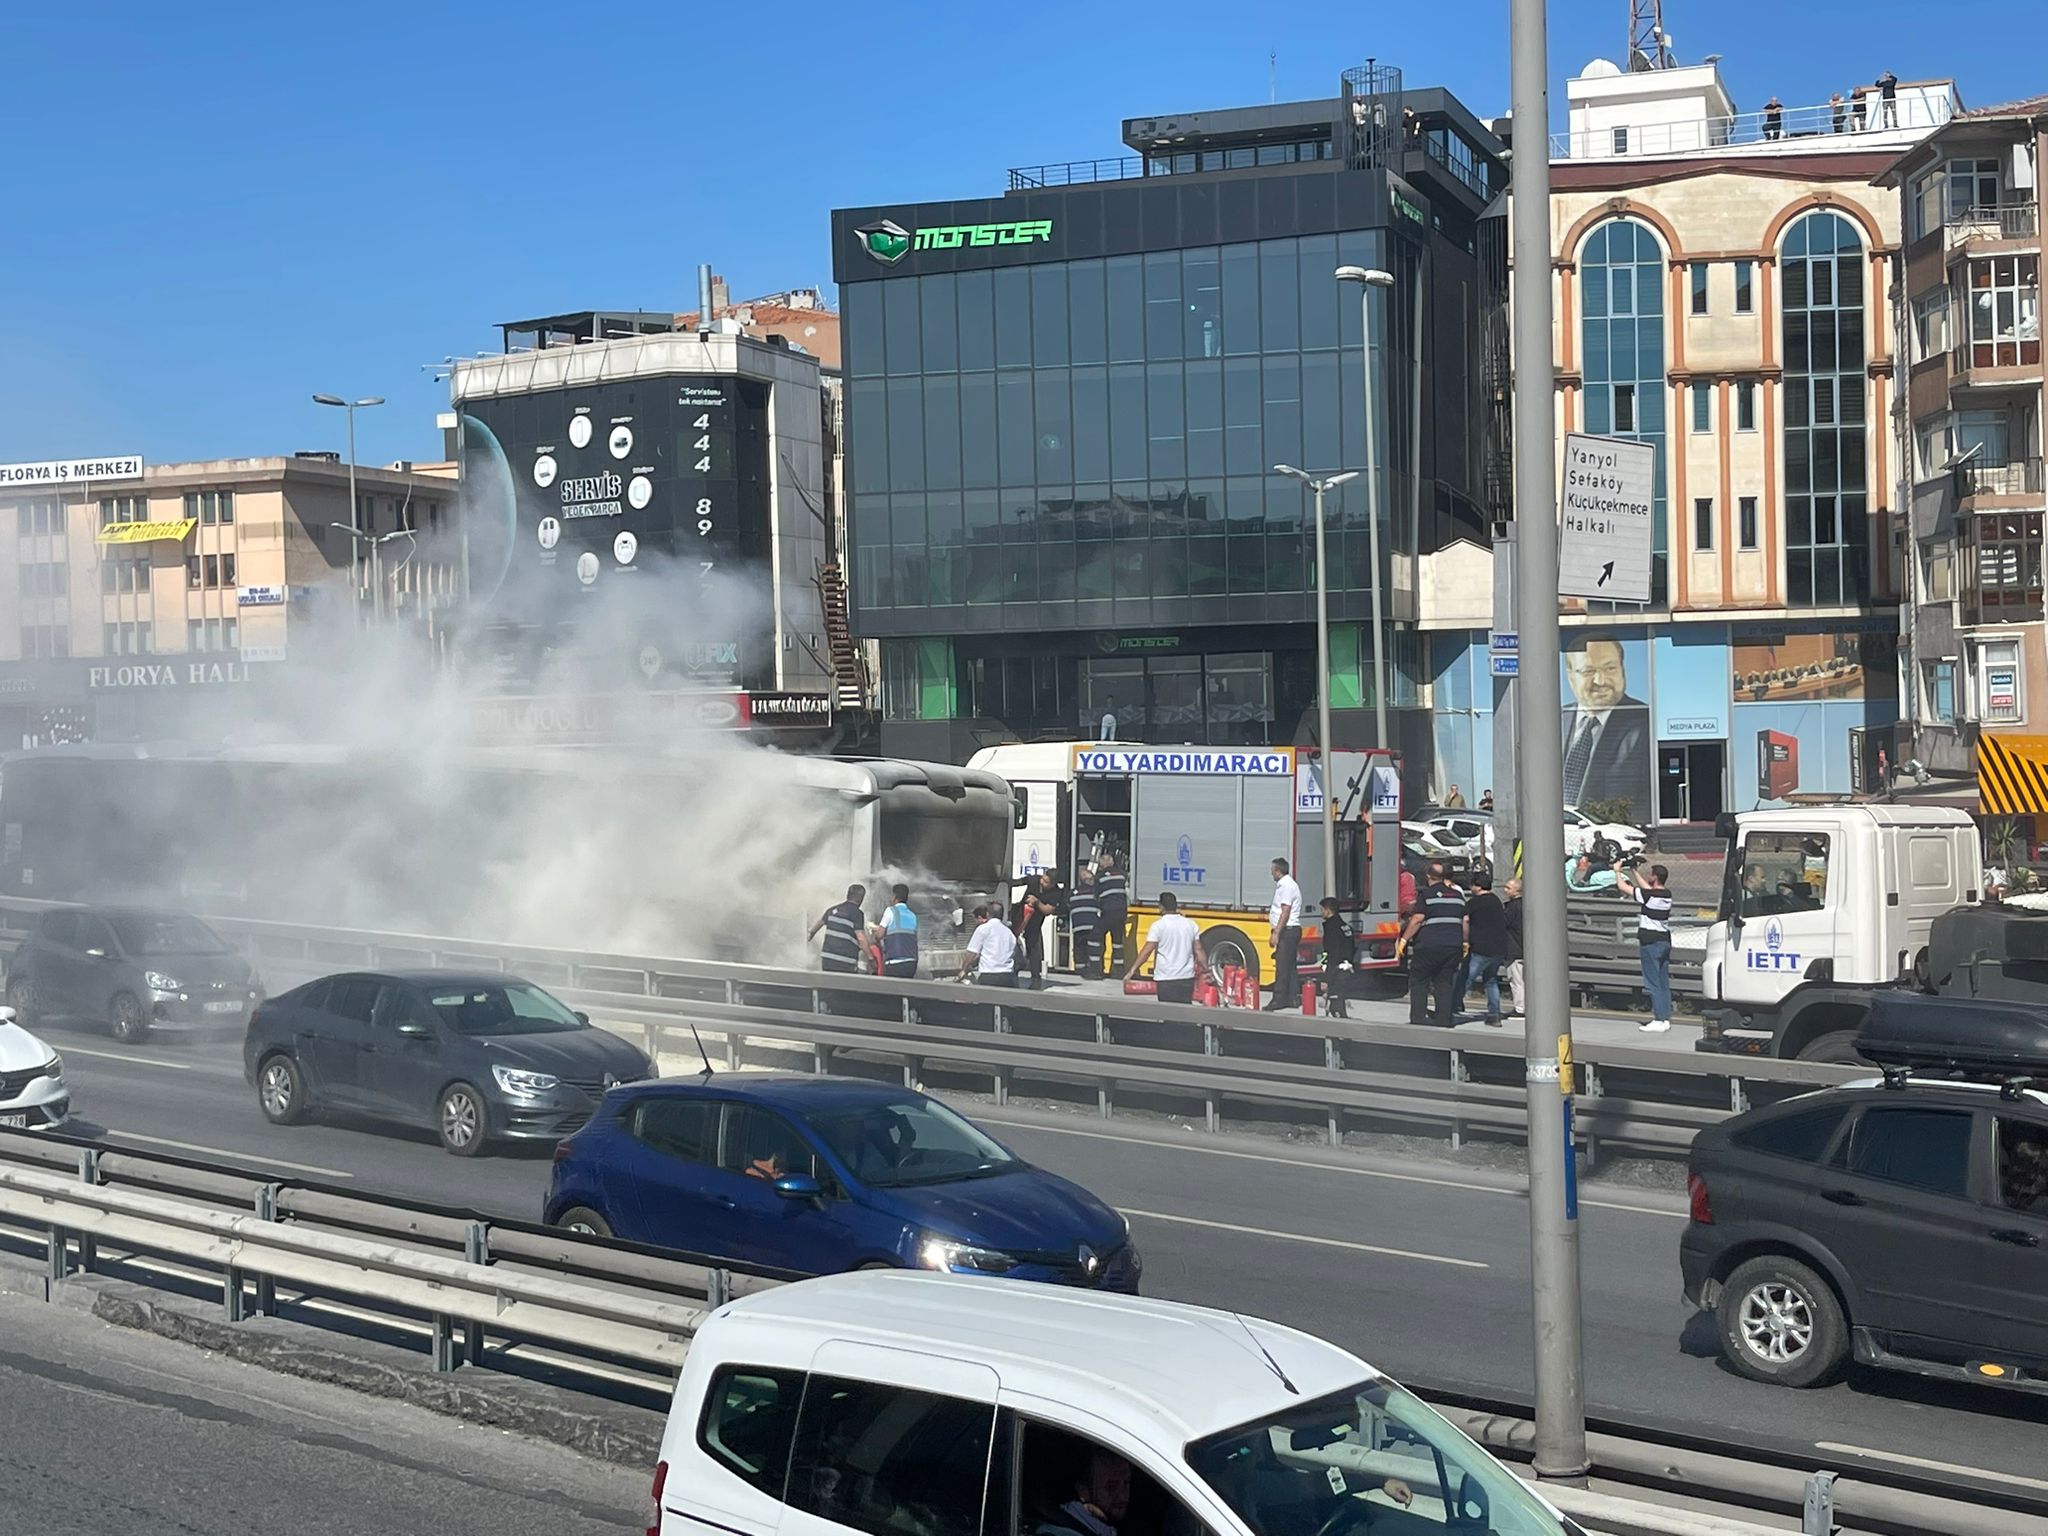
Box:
(1614, 860), (1674, 1033)
(808, 884), (869, 973)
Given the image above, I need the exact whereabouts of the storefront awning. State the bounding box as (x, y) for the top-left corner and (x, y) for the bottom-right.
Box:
(1977, 734), (2048, 815)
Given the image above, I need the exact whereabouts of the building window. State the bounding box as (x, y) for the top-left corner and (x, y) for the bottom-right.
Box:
(1976, 638), (2024, 724)
(1910, 171), (1943, 241)
(1692, 382), (1711, 434)
(1948, 157), (2002, 221)
(17, 561), (64, 597)
(1694, 497), (1715, 550)
(1967, 255), (2041, 370)
(1925, 659), (1956, 724)
(186, 555), (202, 588)
(1739, 495), (1759, 550)
(1972, 510), (2044, 620)
(1734, 261), (1754, 314)
(1577, 218), (1668, 603)
(1736, 380), (1757, 432)
(102, 621), (152, 656)
(14, 499), (61, 537)
(1612, 127), (1629, 155)
(1911, 288), (1953, 363)
(1690, 263), (1709, 315)
(203, 554), (219, 588)
(19, 625), (67, 660)
(1781, 210), (1869, 607)
(184, 489), (235, 526)
(98, 495), (147, 525)
(222, 552), (236, 587)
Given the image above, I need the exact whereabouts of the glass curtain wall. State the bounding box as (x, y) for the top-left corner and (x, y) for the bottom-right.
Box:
(1780, 211), (1869, 606)
(1576, 218), (1670, 606)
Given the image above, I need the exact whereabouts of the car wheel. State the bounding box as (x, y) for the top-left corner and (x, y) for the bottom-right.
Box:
(5, 975), (37, 1028)
(1798, 1030), (1867, 1066)
(110, 992), (150, 1045)
(257, 1053), (311, 1126)
(1717, 1255), (1848, 1388)
(437, 1082), (488, 1157)
(1201, 925), (1260, 991)
(555, 1206), (612, 1239)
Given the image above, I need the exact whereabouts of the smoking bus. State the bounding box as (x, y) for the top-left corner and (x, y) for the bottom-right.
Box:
(968, 741), (1404, 990)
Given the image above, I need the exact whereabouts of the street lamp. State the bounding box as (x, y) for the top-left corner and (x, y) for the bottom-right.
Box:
(313, 394), (385, 623)
(327, 523), (411, 624)
(1334, 266), (1395, 752)
(1272, 464), (1359, 904)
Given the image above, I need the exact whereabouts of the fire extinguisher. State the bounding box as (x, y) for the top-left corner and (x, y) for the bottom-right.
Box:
(1236, 967), (1259, 1010)
(1300, 979), (1319, 1014)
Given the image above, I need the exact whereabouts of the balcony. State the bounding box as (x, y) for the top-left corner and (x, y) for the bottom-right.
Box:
(1957, 457), (2046, 506)
(1551, 87), (1952, 161)
(1963, 508), (2046, 625)
(1947, 201), (2040, 252)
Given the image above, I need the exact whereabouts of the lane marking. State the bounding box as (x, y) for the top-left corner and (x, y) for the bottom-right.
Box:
(105, 1133), (353, 1180)
(1123, 1207), (1488, 1269)
(980, 1115), (1685, 1219)
(1814, 1443), (2048, 1494)
(60, 1046), (195, 1072)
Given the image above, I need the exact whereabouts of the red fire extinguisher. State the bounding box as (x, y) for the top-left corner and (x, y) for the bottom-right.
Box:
(1236, 967), (1259, 1010)
(1300, 979), (1319, 1014)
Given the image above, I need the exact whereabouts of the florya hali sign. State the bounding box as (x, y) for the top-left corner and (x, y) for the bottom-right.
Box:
(858, 218), (1054, 265)
(88, 661), (250, 689)
(1558, 433), (1655, 605)
(0, 455), (144, 488)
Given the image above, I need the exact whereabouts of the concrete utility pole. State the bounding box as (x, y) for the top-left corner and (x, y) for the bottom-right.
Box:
(313, 394), (384, 626)
(1336, 267), (1396, 752)
(1509, 0), (1589, 1478)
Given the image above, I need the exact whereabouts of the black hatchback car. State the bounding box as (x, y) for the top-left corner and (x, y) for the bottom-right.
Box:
(6, 906), (262, 1043)
(1682, 996), (2048, 1393)
(243, 969), (654, 1156)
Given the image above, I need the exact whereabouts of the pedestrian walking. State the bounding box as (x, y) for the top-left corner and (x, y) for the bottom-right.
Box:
(1830, 91), (1846, 133)
(1266, 857), (1304, 1011)
(1318, 897), (1354, 1018)
(1501, 877), (1527, 1018)
(1400, 861), (1467, 1027)
(957, 905), (1020, 987)
(873, 882), (919, 980)
(1877, 70), (1899, 128)
(1762, 95), (1784, 140)
(1125, 892), (1206, 1005)
(1614, 859), (1675, 1032)
(808, 884), (868, 973)
(1068, 868), (1102, 978)
(1444, 784), (1467, 810)
(1463, 872), (1510, 1027)
(1096, 853), (1130, 979)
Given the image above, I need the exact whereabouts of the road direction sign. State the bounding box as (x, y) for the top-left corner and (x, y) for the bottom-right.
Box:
(1491, 654), (1520, 676)
(1558, 433), (1655, 604)
(1491, 631), (1519, 653)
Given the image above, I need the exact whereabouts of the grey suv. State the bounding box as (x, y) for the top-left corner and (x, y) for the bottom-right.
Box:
(5, 907), (261, 1043)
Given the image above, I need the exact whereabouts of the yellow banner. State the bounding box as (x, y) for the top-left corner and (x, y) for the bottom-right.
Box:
(96, 518), (195, 546)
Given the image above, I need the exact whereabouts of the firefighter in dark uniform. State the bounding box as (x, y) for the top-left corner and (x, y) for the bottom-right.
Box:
(809, 883), (868, 973)
(1095, 854), (1130, 980)
(1399, 862), (1466, 1027)
(1068, 868), (1102, 978)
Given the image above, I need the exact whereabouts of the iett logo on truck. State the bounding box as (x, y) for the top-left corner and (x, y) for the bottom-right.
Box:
(1745, 918), (1804, 973)
(1165, 836), (1205, 885)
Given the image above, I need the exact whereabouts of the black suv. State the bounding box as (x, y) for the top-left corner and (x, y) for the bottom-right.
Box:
(1682, 994), (2048, 1392)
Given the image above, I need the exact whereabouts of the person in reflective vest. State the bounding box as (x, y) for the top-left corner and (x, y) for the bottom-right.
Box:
(809, 884), (868, 973)
(1095, 854), (1130, 979)
(873, 882), (919, 980)
(1398, 862), (1466, 1027)
(1068, 869), (1102, 977)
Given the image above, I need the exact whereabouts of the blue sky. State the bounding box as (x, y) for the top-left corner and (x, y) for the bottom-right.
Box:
(3, 0), (2031, 469)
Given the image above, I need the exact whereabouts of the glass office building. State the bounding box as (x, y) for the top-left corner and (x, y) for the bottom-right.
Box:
(833, 70), (1509, 760)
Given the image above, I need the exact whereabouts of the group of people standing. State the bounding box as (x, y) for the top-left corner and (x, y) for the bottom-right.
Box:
(1398, 863), (1526, 1028)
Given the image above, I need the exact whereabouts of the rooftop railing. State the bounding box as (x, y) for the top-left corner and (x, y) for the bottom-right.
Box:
(1948, 201), (2040, 249)
(1550, 89), (1952, 160)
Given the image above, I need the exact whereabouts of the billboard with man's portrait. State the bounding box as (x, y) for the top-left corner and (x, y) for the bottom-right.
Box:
(1560, 633), (1653, 820)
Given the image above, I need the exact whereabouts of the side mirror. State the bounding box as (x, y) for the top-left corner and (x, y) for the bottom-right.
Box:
(574, 1010), (590, 1026)
(0, 1006), (14, 1025)
(773, 1173), (824, 1201)
(396, 1020), (432, 1038)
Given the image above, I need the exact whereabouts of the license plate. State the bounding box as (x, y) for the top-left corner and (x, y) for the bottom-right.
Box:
(0, 1114), (29, 1128)
(204, 1000), (243, 1014)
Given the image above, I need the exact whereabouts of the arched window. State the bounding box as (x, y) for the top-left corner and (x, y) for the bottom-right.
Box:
(1781, 211), (1869, 606)
(1578, 219), (1668, 602)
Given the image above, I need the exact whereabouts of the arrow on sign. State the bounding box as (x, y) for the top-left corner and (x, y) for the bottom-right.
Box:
(1597, 560), (1614, 588)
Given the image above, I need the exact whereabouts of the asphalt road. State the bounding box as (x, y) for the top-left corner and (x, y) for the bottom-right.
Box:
(0, 1288), (644, 1535)
(38, 1021), (2048, 1493)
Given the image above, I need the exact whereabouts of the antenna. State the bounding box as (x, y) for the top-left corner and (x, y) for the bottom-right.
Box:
(1269, 51), (1276, 103)
(1232, 1313), (1300, 1395)
(687, 1016), (716, 1078)
(1627, 0), (1676, 70)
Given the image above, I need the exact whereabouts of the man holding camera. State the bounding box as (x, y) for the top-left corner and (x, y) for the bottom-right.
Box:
(1612, 857), (1674, 1033)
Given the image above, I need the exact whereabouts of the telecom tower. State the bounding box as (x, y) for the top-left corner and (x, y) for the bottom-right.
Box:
(1627, 0), (1676, 70)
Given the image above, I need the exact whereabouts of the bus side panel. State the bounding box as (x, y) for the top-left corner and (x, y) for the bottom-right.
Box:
(1239, 779), (1293, 910)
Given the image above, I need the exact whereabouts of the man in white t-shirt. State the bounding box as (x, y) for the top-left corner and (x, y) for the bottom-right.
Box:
(1266, 857), (1305, 1012)
(958, 905), (1019, 987)
(1126, 892), (1207, 1005)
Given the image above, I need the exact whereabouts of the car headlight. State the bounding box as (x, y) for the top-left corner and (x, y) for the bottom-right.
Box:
(918, 1235), (1018, 1274)
(40, 1053), (60, 1082)
(144, 971), (181, 992)
(491, 1065), (560, 1096)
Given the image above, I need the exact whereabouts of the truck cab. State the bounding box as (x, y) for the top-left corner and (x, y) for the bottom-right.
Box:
(1701, 805), (1981, 1060)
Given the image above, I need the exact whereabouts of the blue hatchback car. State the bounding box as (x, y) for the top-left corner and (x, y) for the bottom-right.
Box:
(544, 1073), (1140, 1291)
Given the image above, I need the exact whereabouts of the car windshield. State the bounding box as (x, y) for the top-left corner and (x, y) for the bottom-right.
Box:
(807, 1095), (1019, 1188)
(109, 914), (230, 956)
(1189, 1380), (1572, 1536)
(427, 981), (585, 1036)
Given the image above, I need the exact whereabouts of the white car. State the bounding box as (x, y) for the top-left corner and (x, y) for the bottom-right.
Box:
(0, 1006), (68, 1131)
(1402, 820), (1474, 861)
(1564, 808), (1647, 858)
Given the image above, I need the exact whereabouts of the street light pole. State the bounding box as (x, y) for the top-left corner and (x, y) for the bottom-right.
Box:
(1508, 0), (1589, 1479)
(1335, 267), (1395, 750)
(313, 394), (385, 626)
(1273, 464), (1359, 900)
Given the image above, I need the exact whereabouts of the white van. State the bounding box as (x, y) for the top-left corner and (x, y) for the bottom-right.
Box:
(650, 1271), (1583, 1536)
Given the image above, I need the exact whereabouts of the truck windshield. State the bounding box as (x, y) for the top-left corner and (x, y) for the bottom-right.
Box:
(1188, 1379), (1573, 1536)
(1723, 832), (1832, 921)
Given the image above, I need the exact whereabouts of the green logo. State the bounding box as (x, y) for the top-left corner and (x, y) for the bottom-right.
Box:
(858, 220), (912, 264)
(857, 217), (1055, 265)
(1392, 190), (1426, 226)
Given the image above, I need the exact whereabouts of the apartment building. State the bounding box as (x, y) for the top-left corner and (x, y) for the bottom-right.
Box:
(0, 454), (459, 745)
(1429, 56), (1954, 824)
(1878, 96), (2046, 830)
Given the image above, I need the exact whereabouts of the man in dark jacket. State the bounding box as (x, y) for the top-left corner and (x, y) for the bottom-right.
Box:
(1318, 897), (1355, 1018)
(1012, 870), (1065, 989)
(1463, 872), (1510, 1026)
(1502, 877), (1527, 1017)
(1400, 862), (1467, 1027)
(1067, 869), (1102, 978)
(1095, 854), (1130, 979)
(808, 884), (868, 973)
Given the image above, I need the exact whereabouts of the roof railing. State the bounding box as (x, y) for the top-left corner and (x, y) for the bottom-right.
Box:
(1550, 90), (1952, 160)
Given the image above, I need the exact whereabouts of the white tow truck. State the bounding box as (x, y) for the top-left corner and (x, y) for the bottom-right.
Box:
(1698, 804), (1992, 1061)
